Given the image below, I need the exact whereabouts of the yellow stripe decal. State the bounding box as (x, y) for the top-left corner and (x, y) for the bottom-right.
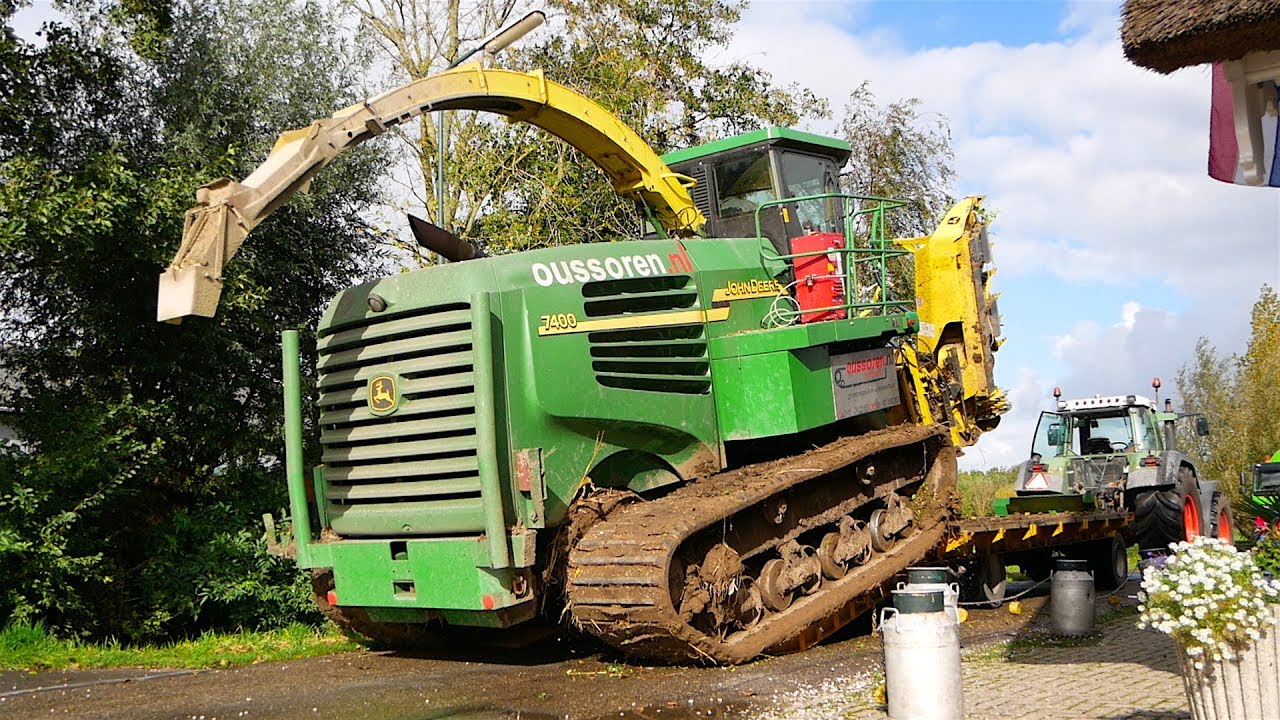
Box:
(538, 307), (730, 336)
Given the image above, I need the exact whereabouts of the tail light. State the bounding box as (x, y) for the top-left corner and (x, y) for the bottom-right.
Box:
(1030, 463), (1047, 473)
(1140, 456), (1159, 468)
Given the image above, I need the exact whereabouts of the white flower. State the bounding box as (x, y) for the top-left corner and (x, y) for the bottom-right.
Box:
(1138, 535), (1277, 663)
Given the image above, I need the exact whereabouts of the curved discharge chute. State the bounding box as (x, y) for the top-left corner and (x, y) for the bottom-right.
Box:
(157, 66), (705, 322)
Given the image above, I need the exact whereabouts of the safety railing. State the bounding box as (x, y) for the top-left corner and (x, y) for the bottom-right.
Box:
(752, 193), (916, 326)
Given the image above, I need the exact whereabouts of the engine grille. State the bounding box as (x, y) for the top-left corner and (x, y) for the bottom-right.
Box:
(582, 276), (711, 395)
(316, 302), (484, 536)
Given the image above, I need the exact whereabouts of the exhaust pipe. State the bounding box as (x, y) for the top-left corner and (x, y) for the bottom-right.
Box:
(408, 214), (486, 263)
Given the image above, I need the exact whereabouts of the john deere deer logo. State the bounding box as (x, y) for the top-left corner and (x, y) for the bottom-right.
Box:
(368, 375), (398, 415)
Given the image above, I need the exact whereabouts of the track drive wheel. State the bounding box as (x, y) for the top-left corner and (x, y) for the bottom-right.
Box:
(817, 532), (848, 580)
(757, 559), (793, 612)
(869, 508), (897, 552)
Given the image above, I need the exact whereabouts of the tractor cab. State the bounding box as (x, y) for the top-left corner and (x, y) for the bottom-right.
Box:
(1253, 451), (1280, 499)
(1030, 396), (1161, 460)
(1011, 380), (1214, 519)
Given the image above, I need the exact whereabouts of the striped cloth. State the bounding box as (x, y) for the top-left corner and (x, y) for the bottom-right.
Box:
(1209, 62), (1280, 186)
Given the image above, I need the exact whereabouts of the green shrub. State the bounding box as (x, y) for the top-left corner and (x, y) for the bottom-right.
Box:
(958, 467), (1018, 516)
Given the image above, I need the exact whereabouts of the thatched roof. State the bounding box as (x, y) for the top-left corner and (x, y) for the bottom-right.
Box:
(1122, 0), (1280, 73)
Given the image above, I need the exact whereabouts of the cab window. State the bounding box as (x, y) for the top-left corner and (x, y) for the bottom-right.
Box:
(1129, 408), (1158, 451)
(713, 152), (775, 219)
(1077, 413), (1136, 455)
(1031, 412), (1067, 458)
(779, 151), (840, 233)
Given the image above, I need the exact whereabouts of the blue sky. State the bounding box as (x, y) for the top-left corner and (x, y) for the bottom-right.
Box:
(732, 0), (1280, 468)
(849, 0), (1071, 50)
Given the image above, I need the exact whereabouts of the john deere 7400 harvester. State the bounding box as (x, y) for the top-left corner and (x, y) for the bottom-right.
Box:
(156, 67), (1005, 663)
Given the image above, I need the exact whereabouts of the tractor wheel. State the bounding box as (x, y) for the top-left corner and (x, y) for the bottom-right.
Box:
(1085, 535), (1128, 591)
(959, 553), (1006, 607)
(1131, 466), (1202, 551)
(311, 570), (438, 649)
(1210, 490), (1235, 545)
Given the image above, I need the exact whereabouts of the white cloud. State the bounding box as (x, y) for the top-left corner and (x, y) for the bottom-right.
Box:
(959, 367), (1047, 470)
(728, 1), (1278, 467)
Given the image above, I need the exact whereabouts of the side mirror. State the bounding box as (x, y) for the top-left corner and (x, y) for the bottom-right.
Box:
(1047, 424), (1062, 446)
(1196, 417), (1210, 437)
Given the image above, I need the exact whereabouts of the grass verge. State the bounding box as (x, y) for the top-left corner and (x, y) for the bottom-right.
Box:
(0, 621), (359, 672)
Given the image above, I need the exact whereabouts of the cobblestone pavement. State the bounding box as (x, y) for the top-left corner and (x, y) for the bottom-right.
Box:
(752, 588), (1192, 720)
(952, 619), (1189, 720)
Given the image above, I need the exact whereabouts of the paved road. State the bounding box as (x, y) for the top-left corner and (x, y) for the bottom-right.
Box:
(0, 580), (1191, 720)
(759, 584), (1190, 720)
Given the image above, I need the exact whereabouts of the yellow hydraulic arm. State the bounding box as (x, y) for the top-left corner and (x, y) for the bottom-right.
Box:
(897, 196), (1008, 447)
(157, 66), (706, 322)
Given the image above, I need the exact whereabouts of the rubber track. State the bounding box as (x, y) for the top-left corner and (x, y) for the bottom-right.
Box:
(566, 424), (954, 664)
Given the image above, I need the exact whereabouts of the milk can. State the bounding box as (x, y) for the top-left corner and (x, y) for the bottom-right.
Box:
(1050, 558), (1095, 636)
(897, 566), (961, 622)
(880, 588), (963, 720)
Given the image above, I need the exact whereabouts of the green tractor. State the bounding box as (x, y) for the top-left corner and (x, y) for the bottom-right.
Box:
(1247, 449), (1280, 522)
(1011, 380), (1233, 560)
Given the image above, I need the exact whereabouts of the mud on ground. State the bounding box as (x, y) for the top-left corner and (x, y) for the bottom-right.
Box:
(0, 580), (1086, 720)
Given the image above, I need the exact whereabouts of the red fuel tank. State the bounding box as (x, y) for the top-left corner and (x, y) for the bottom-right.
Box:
(789, 233), (847, 323)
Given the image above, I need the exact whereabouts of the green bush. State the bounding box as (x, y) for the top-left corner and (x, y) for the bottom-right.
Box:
(957, 467), (1018, 517)
(0, 0), (380, 643)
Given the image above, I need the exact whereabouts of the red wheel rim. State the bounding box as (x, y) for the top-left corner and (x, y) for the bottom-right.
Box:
(1183, 495), (1201, 541)
(1218, 507), (1234, 544)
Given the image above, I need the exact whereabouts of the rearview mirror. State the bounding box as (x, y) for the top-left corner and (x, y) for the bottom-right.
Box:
(1047, 424), (1062, 447)
(1196, 416), (1210, 437)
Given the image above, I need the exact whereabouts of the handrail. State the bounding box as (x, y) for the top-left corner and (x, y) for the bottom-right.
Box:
(751, 192), (916, 324)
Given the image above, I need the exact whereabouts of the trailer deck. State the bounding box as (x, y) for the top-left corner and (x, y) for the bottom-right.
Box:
(943, 509), (1131, 557)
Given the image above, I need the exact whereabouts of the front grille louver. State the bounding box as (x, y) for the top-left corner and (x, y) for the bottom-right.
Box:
(316, 302), (484, 536)
(581, 276), (711, 395)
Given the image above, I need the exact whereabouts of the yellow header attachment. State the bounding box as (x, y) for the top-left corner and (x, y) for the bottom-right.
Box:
(896, 196), (1008, 446)
(157, 66), (706, 322)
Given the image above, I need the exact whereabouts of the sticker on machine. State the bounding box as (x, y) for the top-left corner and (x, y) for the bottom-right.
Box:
(830, 348), (900, 420)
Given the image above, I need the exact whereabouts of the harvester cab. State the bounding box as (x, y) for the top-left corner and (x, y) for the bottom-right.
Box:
(662, 128), (849, 253)
(1011, 379), (1232, 550)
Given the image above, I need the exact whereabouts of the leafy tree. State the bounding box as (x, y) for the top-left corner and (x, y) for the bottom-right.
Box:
(1177, 285), (1280, 515)
(957, 466), (1017, 517)
(838, 81), (956, 240)
(346, 0), (825, 256)
(0, 0), (386, 640)
(834, 83), (957, 304)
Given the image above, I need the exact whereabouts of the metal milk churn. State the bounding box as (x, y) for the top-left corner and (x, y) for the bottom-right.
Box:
(880, 588), (963, 720)
(897, 566), (961, 622)
(1051, 558), (1095, 636)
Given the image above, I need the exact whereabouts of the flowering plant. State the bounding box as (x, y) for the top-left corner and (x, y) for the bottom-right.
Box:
(1254, 524), (1280, 578)
(1138, 536), (1280, 670)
